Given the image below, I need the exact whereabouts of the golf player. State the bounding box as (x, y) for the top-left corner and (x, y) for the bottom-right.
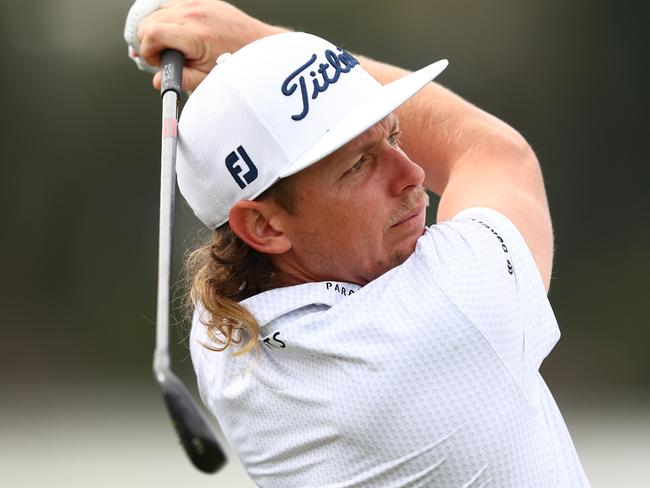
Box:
(128, 1), (591, 486)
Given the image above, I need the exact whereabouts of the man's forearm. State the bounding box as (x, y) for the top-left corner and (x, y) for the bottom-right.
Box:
(358, 56), (533, 197)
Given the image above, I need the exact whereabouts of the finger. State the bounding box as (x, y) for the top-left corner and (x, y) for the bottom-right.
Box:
(139, 22), (203, 68)
(160, 0), (194, 11)
(138, 0), (202, 32)
(160, 0), (183, 8)
(135, 4), (193, 51)
(153, 67), (209, 92)
(137, 4), (186, 28)
(181, 68), (210, 92)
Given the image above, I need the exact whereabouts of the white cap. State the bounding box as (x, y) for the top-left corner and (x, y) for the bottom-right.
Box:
(177, 32), (448, 229)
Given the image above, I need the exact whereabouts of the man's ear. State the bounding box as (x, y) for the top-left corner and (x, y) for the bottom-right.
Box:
(228, 200), (292, 255)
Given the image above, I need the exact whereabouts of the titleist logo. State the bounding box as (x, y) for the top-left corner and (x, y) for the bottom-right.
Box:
(281, 48), (360, 121)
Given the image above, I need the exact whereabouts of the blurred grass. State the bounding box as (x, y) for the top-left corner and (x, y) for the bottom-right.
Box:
(1, 384), (649, 487)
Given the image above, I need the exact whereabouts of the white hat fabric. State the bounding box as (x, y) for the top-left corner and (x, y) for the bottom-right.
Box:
(177, 32), (448, 229)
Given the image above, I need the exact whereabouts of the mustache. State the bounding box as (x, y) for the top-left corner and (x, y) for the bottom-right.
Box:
(385, 187), (430, 229)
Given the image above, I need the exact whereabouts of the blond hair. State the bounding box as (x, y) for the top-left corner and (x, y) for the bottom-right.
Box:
(182, 180), (295, 355)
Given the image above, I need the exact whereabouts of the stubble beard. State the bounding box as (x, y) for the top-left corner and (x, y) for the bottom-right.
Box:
(380, 186), (431, 273)
(385, 187), (430, 230)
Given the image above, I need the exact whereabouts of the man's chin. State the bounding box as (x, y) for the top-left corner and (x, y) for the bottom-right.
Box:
(363, 231), (424, 283)
(390, 230), (423, 268)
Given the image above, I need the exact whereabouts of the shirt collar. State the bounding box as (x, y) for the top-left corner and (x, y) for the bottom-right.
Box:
(241, 281), (362, 327)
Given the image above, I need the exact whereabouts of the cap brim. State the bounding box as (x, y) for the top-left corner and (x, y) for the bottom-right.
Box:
(278, 59), (448, 178)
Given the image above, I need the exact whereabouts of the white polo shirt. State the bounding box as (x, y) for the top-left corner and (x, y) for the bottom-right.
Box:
(190, 207), (590, 487)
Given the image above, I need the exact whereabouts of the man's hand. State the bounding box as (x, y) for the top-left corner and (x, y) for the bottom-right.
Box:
(130, 0), (284, 91)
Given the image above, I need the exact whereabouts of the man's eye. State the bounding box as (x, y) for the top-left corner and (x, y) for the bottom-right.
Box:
(349, 158), (366, 173)
(388, 131), (401, 147)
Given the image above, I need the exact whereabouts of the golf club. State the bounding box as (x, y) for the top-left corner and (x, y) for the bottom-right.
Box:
(153, 48), (227, 474)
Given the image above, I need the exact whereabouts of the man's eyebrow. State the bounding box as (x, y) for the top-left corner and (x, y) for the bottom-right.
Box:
(354, 116), (400, 155)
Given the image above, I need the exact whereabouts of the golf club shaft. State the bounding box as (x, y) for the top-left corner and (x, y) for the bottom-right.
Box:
(153, 50), (182, 376)
(151, 50), (227, 474)
(153, 91), (177, 373)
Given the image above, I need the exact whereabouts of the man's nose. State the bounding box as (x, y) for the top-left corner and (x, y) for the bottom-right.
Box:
(387, 147), (426, 196)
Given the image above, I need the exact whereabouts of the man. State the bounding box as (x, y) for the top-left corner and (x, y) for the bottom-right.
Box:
(128, 1), (590, 486)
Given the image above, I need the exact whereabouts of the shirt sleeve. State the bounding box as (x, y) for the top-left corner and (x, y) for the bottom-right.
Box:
(418, 207), (560, 401)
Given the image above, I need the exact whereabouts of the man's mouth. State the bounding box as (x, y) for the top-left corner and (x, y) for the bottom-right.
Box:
(387, 189), (430, 230)
(392, 205), (424, 227)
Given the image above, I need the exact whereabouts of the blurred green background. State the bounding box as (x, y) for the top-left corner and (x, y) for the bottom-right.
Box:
(1, 0), (648, 486)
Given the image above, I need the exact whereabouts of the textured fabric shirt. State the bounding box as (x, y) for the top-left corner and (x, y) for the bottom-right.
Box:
(190, 207), (591, 487)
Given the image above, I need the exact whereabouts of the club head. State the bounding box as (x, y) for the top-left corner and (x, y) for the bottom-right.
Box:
(156, 368), (227, 473)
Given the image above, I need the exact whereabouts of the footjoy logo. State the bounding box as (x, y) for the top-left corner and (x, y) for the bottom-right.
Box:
(281, 48), (360, 121)
(225, 146), (258, 189)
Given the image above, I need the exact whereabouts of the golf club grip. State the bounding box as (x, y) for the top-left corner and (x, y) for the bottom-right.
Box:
(161, 49), (184, 96)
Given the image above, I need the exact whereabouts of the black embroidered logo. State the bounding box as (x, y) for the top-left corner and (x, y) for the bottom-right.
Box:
(472, 218), (515, 276)
(225, 145), (258, 189)
(263, 331), (286, 350)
